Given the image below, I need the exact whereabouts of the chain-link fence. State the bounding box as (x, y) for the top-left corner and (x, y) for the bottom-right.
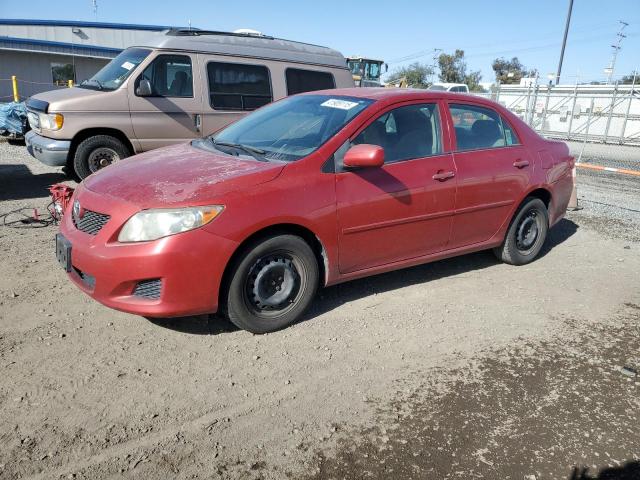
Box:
(474, 82), (640, 146)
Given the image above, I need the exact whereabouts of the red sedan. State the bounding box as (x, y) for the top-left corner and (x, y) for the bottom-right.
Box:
(56, 88), (574, 333)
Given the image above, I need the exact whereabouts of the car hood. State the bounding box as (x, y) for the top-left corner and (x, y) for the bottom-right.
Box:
(83, 142), (285, 209)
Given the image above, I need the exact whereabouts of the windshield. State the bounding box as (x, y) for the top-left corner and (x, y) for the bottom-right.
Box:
(348, 60), (364, 76)
(427, 84), (447, 91)
(79, 47), (151, 91)
(205, 95), (374, 162)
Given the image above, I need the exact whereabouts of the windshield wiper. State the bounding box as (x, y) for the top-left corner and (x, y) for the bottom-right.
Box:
(81, 78), (104, 90)
(210, 139), (267, 162)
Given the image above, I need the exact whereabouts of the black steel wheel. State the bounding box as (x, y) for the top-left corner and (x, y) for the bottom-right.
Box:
(73, 135), (130, 180)
(494, 197), (549, 265)
(224, 234), (319, 333)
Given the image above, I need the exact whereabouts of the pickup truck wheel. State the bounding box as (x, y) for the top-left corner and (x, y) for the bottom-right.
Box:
(73, 135), (130, 179)
(223, 235), (319, 334)
(494, 197), (549, 266)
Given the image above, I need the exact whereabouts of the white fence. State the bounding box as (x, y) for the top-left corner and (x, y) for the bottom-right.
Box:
(475, 83), (640, 146)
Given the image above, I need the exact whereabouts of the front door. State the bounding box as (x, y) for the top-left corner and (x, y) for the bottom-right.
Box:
(128, 52), (203, 151)
(335, 102), (457, 273)
(446, 102), (532, 248)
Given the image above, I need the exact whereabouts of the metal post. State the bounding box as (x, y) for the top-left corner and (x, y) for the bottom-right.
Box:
(604, 82), (618, 143)
(619, 70), (636, 144)
(567, 82), (579, 140)
(541, 84), (551, 133)
(556, 0), (574, 85)
(530, 84), (539, 126)
(11, 75), (19, 102)
(495, 81), (501, 103)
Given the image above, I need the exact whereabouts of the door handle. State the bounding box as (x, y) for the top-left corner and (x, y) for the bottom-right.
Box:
(194, 114), (202, 133)
(513, 159), (530, 168)
(432, 170), (455, 181)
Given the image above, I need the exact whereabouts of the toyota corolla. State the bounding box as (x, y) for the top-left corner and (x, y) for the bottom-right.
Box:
(56, 88), (574, 333)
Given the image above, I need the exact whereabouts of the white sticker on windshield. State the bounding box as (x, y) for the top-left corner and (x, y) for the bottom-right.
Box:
(121, 61), (135, 70)
(321, 99), (360, 110)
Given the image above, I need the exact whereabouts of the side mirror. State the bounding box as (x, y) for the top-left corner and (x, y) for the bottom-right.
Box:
(343, 144), (384, 169)
(136, 79), (152, 97)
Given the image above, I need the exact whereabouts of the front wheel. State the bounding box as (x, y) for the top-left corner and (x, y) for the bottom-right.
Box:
(493, 197), (549, 265)
(73, 135), (130, 180)
(223, 235), (319, 334)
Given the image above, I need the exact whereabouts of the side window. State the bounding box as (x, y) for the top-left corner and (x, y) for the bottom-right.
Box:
(137, 55), (193, 97)
(207, 62), (272, 111)
(353, 103), (442, 164)
(449, 104), (506, 151)
(501, 117), (520, 145)
(286, 68), (335, 95)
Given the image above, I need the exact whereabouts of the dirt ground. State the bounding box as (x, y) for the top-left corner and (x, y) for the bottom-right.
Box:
(1, 140), (639, 480)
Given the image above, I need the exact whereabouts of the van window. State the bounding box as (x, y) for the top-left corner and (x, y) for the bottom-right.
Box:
(286, 68), (336, 95)
(207, 62), (272, 111)
(136, 54), (193, 97)
(79, 47), (150, 91)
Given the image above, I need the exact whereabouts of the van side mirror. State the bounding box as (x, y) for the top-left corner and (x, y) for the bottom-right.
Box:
(136, 79), (152, 97)
(343, 144), (384, 169)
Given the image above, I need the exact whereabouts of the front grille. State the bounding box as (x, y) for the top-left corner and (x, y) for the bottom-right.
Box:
(133, 279), (162, 300)
(73, 209), (110, 235)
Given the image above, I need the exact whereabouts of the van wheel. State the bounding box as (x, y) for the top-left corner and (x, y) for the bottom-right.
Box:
(493, 197), (549, 266)
(223, 235), (319, 334)
(73, 135), (130, 179)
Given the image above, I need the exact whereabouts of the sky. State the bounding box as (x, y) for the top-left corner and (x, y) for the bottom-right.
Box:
(2, 0), (639, 84)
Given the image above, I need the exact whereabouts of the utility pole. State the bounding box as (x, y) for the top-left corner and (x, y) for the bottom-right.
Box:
(431, 48), (442, 84)
(555, 0), (574, 85)
(92, 0), (98, 20)
(605, 20), (628, 84)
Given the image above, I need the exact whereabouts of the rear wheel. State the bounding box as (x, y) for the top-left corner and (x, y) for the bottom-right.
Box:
(493, 197), (549, 265)
(73, 135), (130, 180)
(223, 235), (319, 334)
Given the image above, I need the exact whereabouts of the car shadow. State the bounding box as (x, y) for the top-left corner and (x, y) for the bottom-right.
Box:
(0, 164), (67, 201)
(570, 460), (640, 480)
(149, 218), (578, 336)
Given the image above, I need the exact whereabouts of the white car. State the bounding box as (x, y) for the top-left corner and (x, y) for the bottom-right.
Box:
(427, 83), (469, 93)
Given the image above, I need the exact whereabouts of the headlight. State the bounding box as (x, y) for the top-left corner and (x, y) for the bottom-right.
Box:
(118, 205), (224, 242)
(39, 112), (64, 130)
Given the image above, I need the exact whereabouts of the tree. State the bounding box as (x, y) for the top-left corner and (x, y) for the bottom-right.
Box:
(620, 72), (639, 84)
(492, 56), (537, 84)
(437, 50), (483, 91)
(387, 62), (434, 89)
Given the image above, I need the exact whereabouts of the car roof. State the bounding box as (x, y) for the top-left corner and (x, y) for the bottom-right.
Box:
(132, 29), (348, 69)
(304, 87), (483, 103)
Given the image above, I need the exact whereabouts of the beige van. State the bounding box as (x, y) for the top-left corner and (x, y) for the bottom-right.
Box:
(25, 29), (354, 178)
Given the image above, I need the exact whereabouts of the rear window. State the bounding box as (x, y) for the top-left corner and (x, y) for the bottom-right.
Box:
(286, 68), (335, 95)
(207, 62), (272, 111)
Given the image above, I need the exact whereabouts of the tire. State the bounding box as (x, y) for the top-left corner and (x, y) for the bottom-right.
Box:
(73, 135), (130, 180)
(223, 234), (319, 334)
(493, 197), (549, 266)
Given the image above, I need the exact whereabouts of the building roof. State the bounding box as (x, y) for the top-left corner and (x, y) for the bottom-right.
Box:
(0, 19), (180, 31)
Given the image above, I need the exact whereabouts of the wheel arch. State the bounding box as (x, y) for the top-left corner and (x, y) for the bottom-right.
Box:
(218, 223), (330, 309)
(67, 128), (135, 170)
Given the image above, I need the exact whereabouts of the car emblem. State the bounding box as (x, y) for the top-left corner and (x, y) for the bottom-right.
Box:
(73, 200), (82, 220)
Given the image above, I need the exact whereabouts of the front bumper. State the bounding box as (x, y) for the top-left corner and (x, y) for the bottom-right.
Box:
(59, 187), (238, 318)
(25, 130), (70, 167)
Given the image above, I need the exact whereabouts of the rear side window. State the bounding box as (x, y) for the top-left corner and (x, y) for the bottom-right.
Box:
(353, 103), (442, 164)
(501, 117), (520, 145)
(137, 54), (193, 97)
(450, 104), (507, 151)
(207, 62), (272, 111)
(286, 68), (335, 95)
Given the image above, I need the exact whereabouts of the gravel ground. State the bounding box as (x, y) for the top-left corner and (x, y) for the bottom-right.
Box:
(0, 139), (639, 480)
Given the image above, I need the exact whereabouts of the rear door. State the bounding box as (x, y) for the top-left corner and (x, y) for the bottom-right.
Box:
(127, 52), (203, 151)
(335, 101), (457, 273)
(446, 102), (532, 248)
